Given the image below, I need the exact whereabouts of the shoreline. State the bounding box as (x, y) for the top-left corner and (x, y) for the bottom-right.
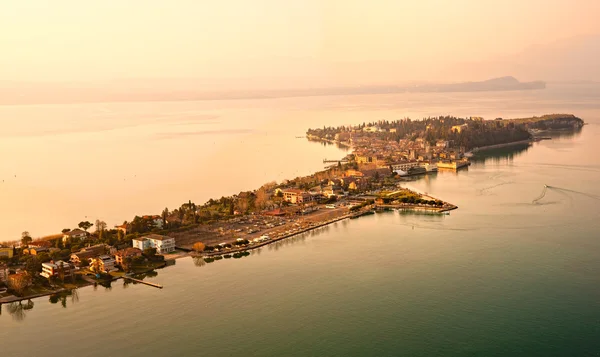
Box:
(470, 139), (533, 153)
(189, 202), (458, 259)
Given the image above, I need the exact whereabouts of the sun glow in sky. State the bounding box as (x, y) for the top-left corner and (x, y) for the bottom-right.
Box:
(0, 0), (599, 84)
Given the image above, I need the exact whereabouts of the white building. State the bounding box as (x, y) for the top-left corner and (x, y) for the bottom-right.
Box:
(363, 126), (381, 133)
(142, 215), (164, 229)
(132, 234), (175, 254)
(392, 161), (421, 172)
(62, 229), (88, 243)
(40, 261), (72, 279)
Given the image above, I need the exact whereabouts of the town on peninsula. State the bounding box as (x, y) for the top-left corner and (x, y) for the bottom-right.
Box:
(0, 114), (584, 307)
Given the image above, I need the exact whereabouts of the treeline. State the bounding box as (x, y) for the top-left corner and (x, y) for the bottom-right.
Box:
(306, 116), (534, 150)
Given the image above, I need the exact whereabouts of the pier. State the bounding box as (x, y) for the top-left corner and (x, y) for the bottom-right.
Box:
(124, 276), (163, 289)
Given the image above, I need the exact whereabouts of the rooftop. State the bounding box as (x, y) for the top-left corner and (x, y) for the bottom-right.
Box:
(141, 234), (174, 241)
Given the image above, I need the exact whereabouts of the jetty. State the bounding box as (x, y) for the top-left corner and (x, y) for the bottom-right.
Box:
(123, 276), (163, 289)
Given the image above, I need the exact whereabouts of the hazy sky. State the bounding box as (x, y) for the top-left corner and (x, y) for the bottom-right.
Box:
(1, 0), (599, 84)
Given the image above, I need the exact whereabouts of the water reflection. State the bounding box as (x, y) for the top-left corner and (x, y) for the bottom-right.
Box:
(306, 137), (351, 151)
(541, 127), (583, 140)
(198, 252), (251, 266)
(3, 299), (34, 321)
(470, 143), (531, 166)
(49, 289), (80, 309)
(0, 288), (85, 321)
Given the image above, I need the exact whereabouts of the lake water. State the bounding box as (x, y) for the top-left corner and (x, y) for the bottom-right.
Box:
(2, 84), (600, 356)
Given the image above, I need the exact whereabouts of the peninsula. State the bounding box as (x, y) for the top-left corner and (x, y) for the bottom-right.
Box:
(0, 113), (583, 305)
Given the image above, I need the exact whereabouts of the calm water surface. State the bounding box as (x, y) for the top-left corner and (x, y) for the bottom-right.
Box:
(2, 84), (600, 356)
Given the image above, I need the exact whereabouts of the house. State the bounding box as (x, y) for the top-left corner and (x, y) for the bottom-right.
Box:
(355, 155), (374, 164)
(363, 126), (381, 133)
(115, 223), (128, 235)
(322, 185), (344, 197)
(451, 124), (468, 133)
(114, 248), (142, 266)
(132, 234), (175, 254)
(29, 240), (52, 248)
(40, 261), (72, 279)
(62, 229), (88, 243)
(70, 244), (107, 266)
(25, 246), (49, 256)
(282, 189), (313, 204)
(360, 167), (391, 179)
(142, 215), (164, 229)
(391, 161), (421, 172)
(0, 263), (8, 283)
(436, 140), (449, 148)
(89, 255), (117, 273)
(0, 246), (14, 259)
(344, 169), (364, 177)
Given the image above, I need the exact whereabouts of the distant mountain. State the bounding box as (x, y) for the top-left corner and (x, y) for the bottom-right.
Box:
(0, 76), (545, 105)
(444, 34), (600, 82)
(412, 76), (545, 92)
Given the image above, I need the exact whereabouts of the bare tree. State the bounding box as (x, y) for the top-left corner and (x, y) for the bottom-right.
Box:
(255, 188), (271, 211)
(235, 198), (249, 214)
(95, 220), (107, 233)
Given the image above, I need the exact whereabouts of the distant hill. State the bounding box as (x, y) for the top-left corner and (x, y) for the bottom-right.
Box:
(0, 76), (545, 105)
(411, 76), (545, 92)
(444, 35), (600, 82)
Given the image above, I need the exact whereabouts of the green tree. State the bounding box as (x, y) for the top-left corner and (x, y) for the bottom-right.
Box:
(36, 252), (51, 263)
(57, 263), (65, 284)
(162, 207), (169, 227)
(143, 247), (157, 259)
(78, 221), (93, 232)
(24, 256), (42, 276)
(21, 231), (32, 247)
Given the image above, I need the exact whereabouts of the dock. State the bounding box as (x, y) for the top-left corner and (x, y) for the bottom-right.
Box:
(123, 276), (163, 289)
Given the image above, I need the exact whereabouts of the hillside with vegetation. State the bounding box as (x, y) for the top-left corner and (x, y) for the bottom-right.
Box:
(505, 114), (584, 130)
(307, 114), (582, 151)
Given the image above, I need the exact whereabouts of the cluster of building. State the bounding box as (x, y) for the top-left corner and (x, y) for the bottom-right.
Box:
(0, 234), (177, 289)
(352, 135), (468, 173)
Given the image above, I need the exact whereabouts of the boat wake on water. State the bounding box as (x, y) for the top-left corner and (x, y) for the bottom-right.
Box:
(532, 184), (600, 204)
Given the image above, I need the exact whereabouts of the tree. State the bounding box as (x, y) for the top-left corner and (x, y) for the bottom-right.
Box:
(90, 259), (103, 275)
(36, 252), (51, 263)
(374, 171), (381, 181)
(57, 263), (65, 284)
(21, 231), (32, 247)
(24, 256), (42, 276)
(235, 197), (249, 214)
(192, 242), (205, 253)
(61, 228), (71, 234)
(255, 188), (270, 211)
(143, 247), (157, 259)
(162, 207), (169, 227)
(78, 221), (93, 232)
(8, 273), (32, 296)
(121, 257), (133, 272)
(94, 220), (107, 233)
